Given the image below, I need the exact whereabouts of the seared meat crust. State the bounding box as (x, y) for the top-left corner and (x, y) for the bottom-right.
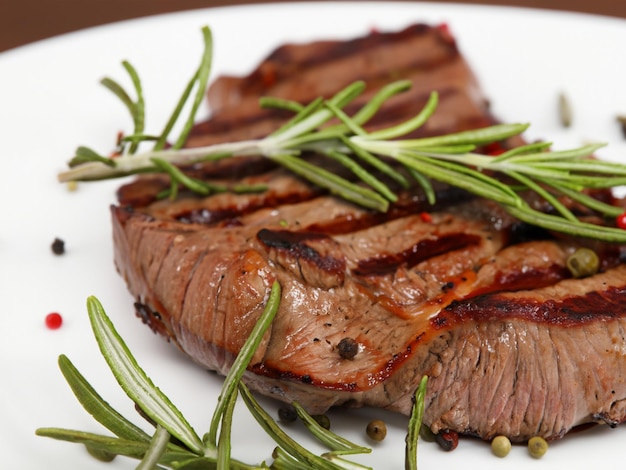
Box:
(111, 23), (626, 442)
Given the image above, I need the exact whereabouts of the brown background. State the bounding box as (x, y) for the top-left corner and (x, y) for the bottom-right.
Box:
(2, 0), (625, 53)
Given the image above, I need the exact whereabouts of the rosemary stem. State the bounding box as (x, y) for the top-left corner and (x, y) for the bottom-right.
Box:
(58, 139), (264, 182)
(136, 425), (171, 470)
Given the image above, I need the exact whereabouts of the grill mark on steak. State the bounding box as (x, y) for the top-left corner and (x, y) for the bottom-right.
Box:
(354, 232), (482, 275)
(110, 23), (626, 443)
(435, 266), (626, 327)
(257, 228), (346, 289)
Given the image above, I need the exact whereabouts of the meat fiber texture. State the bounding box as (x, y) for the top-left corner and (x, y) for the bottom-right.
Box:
(111, 23), (626, 442)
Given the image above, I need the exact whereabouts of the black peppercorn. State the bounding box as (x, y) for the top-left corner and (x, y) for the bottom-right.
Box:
(277, 406), (297, 423)
(51, 237), (65, 255)
(337, 337), (359, 360)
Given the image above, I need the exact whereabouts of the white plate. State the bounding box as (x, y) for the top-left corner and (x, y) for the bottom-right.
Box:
(2, 2), (626, 468)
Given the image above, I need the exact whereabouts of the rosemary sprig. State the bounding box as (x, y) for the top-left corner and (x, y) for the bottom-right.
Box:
(36, 289), (279, 469)
(39, 284), (420, 468)
(57, 26), (626, 243)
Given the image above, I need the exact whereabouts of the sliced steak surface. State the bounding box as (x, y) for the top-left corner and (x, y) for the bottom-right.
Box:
(111, 23), (626, 443)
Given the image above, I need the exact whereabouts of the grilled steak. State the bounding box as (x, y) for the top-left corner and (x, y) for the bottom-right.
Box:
(111, 24), (626, 443)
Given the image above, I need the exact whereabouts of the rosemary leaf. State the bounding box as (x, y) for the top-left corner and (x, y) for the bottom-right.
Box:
(268, 97), (325, 138)
(154, 26), (213, 151)
(373, 122), (529, 149)
(271, 447), (311, 470)
(260, 95), (305, 113)
(69, 146), (115, 168)
(340, 136), (409, 188)
(100, 61), (145, 154)
(505, 170), (578, 223)
(322, 453), (373, 470)
(490, 141), (553, 162)
(360, 91), (438, 141)
(328, 81), (367, 108)
(405, 376), (428, 470)
(403, 144), (476, 154)
(86, 296), (204, 455)
(502, 142), (605, 163)
(173, 26), (213, 150)
(154, 69), (199, 151)
(161, 450), (263, 469)
(349, 79), (412, 126)
(292, 402), (371, 455)
(270, 152), (389, 211)
(322, 148), (397, 202)
(269, 82), (365, 145)
(316, 79), (413, 137)
(121, 133), (161, 144)
(35, 428), (152, 460)
(489, 160), (573, 181)
(56, 354), (150, 443)
(325, 100), (368, 136)
(406, 167), (436, 205)
(122, 61), (145, 153)
(122, 61), (145, 131)
(549, 182), (624, 217)
(395, 152), (520, 206)
(36, 427), (244, 469)
(230, 182), (270, 194)
(100, 77), (136, 123)
(151, 157), (211, 197)
(531, 159), (626, 175)
(530, 172), (626, 189)
(506, 205), (626, 242)
(338, 134), (409, 188)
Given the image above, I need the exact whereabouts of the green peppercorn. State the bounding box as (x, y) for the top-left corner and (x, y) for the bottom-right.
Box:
(528, 436), (548, 458)
(419, 424), (436, 442)
(366, 419), (387, 441)
(312, 414), (331, 430)
(491, 435), (511, 458)
(566, 247), (599, 278)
